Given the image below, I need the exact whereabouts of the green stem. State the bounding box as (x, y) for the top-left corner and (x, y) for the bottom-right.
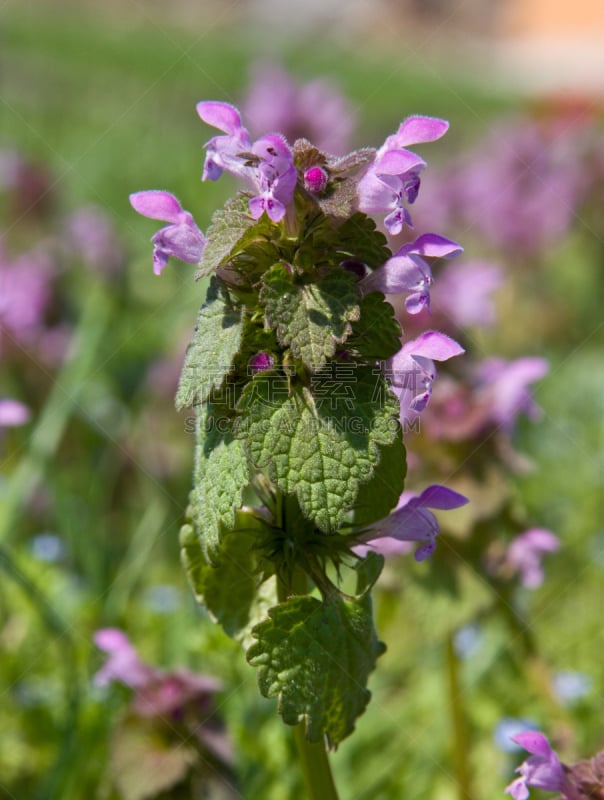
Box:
(276, 501), (340, 800)
(446, 631), (473, 800)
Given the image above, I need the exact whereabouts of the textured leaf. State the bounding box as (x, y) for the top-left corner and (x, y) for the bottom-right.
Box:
(262, 264), (360, 372)
(335, 212), (391, 269)
(238, 367), (400, 532)
(190, 404), (250, 561)
(176, 278), (243, 411)
(180, 520), (276, 642)
(347, 292), (402, 361)
(196, 193), (256, 279)
(246, 577), (385, 746)
(352, 432), (406, 528)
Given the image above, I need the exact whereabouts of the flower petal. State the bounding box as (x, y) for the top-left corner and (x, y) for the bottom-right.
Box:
(129, 191), (184, 224)
(393, 116), (450, 147)
(401, 331), (465, 361)
(512, 732), (555, 759)
(376, 149), (426, 176)
(417, 484), (469, 510)
(400, 232), (463, 259)
(196, 101), (243, 134)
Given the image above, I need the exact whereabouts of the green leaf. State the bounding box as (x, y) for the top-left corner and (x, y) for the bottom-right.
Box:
(335, 212), (391, 269)
(190, 403), (250, 561)
(175, 278), (243, 411)
(180, 520), (277, 642)
(239, 367), (400, 532)
(262, 264), (360, 372)
(196, 193), (256, 279)
(347, 292), (402, 361)
(352, 433), (406, 527)
(246, 587), (385, 747)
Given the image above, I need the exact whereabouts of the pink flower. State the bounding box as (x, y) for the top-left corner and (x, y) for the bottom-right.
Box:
(129, 191), (206, 275)
(507, 528), (559, 589)
(357, 484), (469, 562)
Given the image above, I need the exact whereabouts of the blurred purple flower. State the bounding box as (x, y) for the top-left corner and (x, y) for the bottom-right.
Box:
(65, 205), (123, 275)
(0, 244), (53, 349)
(357, 116), (449, 235)
(94, 628), (231, 765)
(94, 628), (158, 690)
(358, 484), (469, 561)
(507, 528), (559, 589)
(242, 62), (356, 155)
(129, 191), (207, 275)
(361, 233), (463, 314)
(415, 119), (588, 256)
(475, 357), (549, 432)
(432, 260), (503, 328)
(0, 398), (31, 427)
(389, 331), (465, 421)
(505, 732), (575, 800)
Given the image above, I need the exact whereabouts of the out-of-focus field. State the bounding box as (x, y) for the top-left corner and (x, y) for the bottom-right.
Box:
(1, 4), (602, 800)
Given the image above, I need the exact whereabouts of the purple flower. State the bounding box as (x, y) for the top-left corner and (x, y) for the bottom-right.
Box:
(196, 101), (252, 181)
(0, 398), (31, 428)
(357, 116), (449, 234)
(507, 528), (559, 589)
(389, 331), (465, 420)
(197, 102), (297, 223)
(93, 628), (158, 690)
(358, 484), (469, 561)
(475, 357), (549, 432)
(505, 732), (570, 800)
(93, 628), (230, 764)
(248, 134), (297, 223)
(242, 62), (356, 155)
(129, 191), (207, 275)
(361, 233), (463, 314)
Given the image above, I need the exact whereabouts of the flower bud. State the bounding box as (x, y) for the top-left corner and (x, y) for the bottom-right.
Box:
(304, 166), (328, 195)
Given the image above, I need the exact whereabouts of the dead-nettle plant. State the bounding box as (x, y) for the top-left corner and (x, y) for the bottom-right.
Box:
(131, 100), (468, 797)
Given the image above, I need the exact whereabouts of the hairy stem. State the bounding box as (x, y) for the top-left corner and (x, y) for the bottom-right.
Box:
(276, 495), (340, 800)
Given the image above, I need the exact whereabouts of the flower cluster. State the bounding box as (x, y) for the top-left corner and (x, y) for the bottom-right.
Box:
(131, 100), (469, 564)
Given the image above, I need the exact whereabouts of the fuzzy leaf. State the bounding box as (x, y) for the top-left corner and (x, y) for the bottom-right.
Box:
(246, 579), (385, 746)
(262, 264), (360, 372)
(335, 213), (391, 269)
(190, 404), (250, 561)
(327, 148), (376, 176)
(238, 367), (400, 532)
(176, 278), (243, 411)
(352, 433), (406, 527)
(292, 139), (327, 172)
(196, 193), (255, 279)
(347, 292), (402, 361)
(180, 520), (276, 642)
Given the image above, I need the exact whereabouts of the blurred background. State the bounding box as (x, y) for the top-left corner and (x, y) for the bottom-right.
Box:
(1, 1), (603, 799)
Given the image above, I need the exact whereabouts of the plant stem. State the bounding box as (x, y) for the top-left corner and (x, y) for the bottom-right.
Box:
(446, 631), (473, 800)
(276, 502), (340, 800)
